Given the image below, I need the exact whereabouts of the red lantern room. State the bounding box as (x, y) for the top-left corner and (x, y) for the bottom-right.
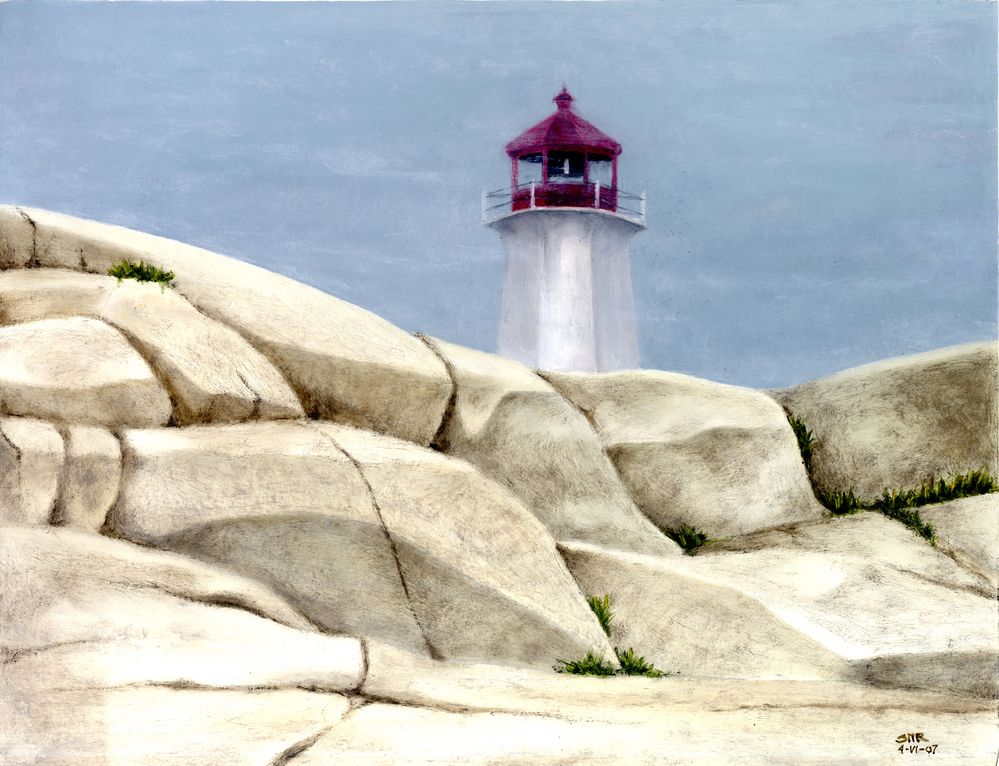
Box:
(506, 86), (622, 213)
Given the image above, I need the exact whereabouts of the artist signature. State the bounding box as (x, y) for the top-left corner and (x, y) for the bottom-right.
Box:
(896, 733), (938, 755)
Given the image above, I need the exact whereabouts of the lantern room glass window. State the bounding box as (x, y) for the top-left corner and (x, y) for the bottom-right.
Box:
(516, 153), (543, 186)
(588, 155), (613, 186)
(546, 151), (585, 184)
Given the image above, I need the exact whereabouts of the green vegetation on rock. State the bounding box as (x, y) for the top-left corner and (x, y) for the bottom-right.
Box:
(786, 411), (995, 544)
(787, 414), (816, 473)
(614, 647), (668, 678)
(109, 260), (176, 288)
(665, 524), (710, 553)
(818, 470), (998, 543)
(553, 651), (618, 677)
(587, 594), (614, 638)
(555, 595), (673, 678)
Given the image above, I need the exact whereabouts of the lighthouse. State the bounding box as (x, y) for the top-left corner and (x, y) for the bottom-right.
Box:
(483, 87), (646, 372)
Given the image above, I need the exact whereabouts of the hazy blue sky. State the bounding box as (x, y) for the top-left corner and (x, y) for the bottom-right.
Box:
(1, 0), (995, 387)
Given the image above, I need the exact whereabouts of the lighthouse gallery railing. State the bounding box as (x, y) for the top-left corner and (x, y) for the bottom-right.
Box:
(481, 181), (646, 226)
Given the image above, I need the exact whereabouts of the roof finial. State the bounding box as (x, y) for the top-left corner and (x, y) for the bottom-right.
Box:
(554, 85), (573, 111)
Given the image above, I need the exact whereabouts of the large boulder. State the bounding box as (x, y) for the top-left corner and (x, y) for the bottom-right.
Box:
(0, 526), (365, 692)
(107, 421), (429, 656)
(559, 542), (849, 682)
(0, 269), (304, 424)
(0, 417), (64, 525)
(317, 423), (616, 668)
(0, 206), (451, 445)
(919, 494), (998, 589)
(774, 342), (998, 500)
(422, 336), (678, 556)
(0, 316), (172, 427)
(543, 370), (824, 537)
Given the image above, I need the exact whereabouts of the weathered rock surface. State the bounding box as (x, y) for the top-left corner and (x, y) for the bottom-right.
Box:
(107, 421), (429, 655)
(698, 511), (992, 596)
(0, 269), (304, 424)
(0, 317), (172, 427)
(360, 639), (984, 724)
(622, 546), (996, 697)
(0, 206), (34, 269)
(544, 369), (824, 537)
(1, 686), (351, 766)
(0, 417), (64, 525)
(293, 696), (993, 766)
(775, 342), (998, 500)
(559, 541), (850, 682)
(56, 425), (121, 531)
(423, 336), (678, 557)
(919, 494), (998, 589)
(0, 206), (451, 444)
(318, 423), (616, 668)
(0, 265), (112, 321)
(1, 527), (365, 692)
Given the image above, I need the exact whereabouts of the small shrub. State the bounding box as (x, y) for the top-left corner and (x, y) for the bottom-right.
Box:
(553, 651), (617, 677)
(108, 259), (176, 288)
(614, 647), (670, 678)
(587, 594), (614, 638)
(817, 488), (862, 515)
(787, 414), (816, 473)
(665, 524), (709, 553)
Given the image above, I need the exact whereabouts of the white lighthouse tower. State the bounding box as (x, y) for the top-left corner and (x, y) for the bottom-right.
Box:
(483, 87), (646, 372)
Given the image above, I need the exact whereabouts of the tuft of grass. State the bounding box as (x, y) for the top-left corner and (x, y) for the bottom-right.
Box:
(817, 470), (996, 542)
(875, 504), (936, 543)
(558, 596), (677, 678)
(108, 259), (176, 288)
(665, 524), (710, 553)
(553, 651), (617, 677)
(587, 595), (614, 638)
(873, 470), (996, 512)
(817, 488), (863, 515)
(614, 647), (671, 678)
(787, 414), (816, 473)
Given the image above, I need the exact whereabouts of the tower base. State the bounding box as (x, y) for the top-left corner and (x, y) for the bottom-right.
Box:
(490, 208), (643, 372)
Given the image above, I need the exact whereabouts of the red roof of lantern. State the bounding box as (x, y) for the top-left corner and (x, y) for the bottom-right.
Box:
(505, 87), (622, 158)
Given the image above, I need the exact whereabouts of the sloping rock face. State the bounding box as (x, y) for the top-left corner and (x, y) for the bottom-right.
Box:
(107, 421), (429, 656)
(322, 423), (615, 666)
(919, 494), (998, 589)
(775, 342), (998, 499)
(0, 206), (450, 445)
(644, 546), (997, 697)
(422, 336), (678, 556)
(1, 527), (364, 691)
(1, 528), (360, 766)
(0, 316), (172, 427)
(560, 542), (849, 682)
(108, 420), (612, 668)
(698, 511), (992, 596)
(544, 369), (824, 537)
